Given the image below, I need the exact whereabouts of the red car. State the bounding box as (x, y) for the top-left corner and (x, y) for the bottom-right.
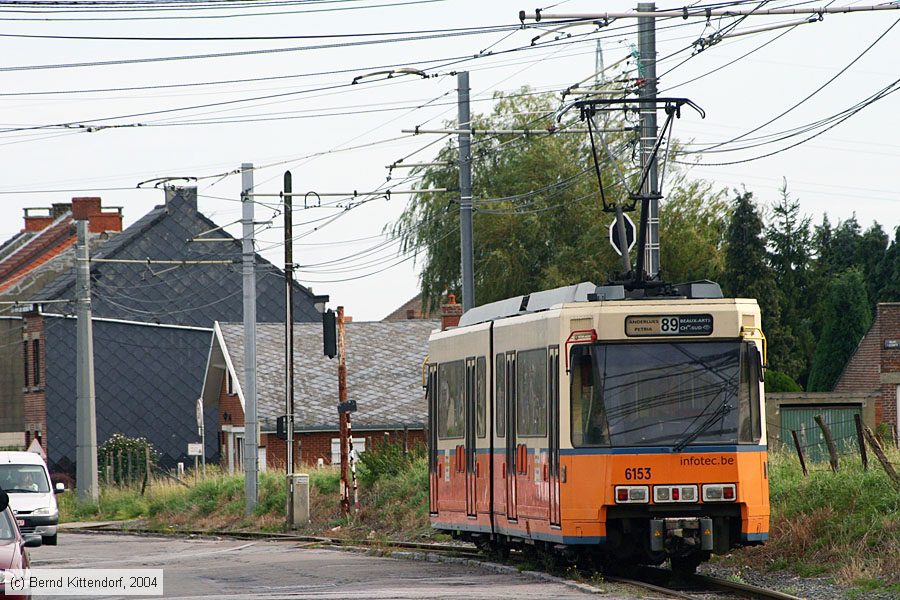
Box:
(1, 488), (41, 599)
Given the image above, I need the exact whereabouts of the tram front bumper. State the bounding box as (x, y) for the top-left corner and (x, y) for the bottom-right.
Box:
(650, 517), (713, 552)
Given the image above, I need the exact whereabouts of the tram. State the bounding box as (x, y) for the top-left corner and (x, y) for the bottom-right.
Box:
(426, 280), (769, 572)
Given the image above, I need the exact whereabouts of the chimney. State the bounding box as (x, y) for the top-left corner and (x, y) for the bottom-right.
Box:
(441, 293), (463, 331)
(72, 197), (123, 233)
(165, 186), (198, 213)
(23, 208), (54, 232)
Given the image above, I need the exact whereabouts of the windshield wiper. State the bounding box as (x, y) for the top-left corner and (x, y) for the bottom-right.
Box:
(673, 401), (733, 452)
(2, 488), (40, 493)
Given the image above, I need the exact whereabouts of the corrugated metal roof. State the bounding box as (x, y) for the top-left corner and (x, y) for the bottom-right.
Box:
(218, 320), (437, 431)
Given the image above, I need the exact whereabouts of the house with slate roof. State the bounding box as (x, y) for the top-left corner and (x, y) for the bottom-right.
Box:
(199, 320), (435, 469)
(11, 187), (328, 473)
(0, 198), (123, 448)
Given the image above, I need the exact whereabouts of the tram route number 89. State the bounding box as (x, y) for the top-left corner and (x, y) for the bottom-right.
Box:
(624, 467), (651, 480)
(660, 317), (680, 332)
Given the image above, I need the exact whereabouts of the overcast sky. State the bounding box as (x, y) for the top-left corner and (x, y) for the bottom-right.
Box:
(2, 0), (898, 321)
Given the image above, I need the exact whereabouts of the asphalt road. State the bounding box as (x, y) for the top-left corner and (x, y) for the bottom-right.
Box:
(27, 533), (600, 599)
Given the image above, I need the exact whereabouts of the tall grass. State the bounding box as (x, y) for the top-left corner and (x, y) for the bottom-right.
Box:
(735, 448), (900, 592)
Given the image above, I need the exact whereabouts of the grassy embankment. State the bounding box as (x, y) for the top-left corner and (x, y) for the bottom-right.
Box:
(61, 445), (899, 590)
(721, 447), (900, 594)
(60, 444), (432, 541)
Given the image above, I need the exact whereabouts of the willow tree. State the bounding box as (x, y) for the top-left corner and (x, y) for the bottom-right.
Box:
(392, 88), (728, 310)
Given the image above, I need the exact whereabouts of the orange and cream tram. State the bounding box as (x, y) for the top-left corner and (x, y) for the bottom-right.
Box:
(426, 280), (769, 572)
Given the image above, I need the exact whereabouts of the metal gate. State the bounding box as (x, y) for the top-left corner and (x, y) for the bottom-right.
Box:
(780, 404), (862, 463)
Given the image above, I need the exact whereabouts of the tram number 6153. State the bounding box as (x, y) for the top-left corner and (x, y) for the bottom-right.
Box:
(660, 317), (679, 332)
(624, 467), (651, 480)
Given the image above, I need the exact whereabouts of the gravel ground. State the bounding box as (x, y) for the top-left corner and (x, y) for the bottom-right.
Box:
(699, 563), (899, 600)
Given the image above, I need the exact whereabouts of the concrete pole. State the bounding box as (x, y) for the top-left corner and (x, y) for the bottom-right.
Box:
(337, 306), (350, 516)
(638, 2), (660, 278)
(242, 163), (258, 515)
(75, 220), (99, 502)
(457, 71), (475, 312)
(284, 170), (296, 528)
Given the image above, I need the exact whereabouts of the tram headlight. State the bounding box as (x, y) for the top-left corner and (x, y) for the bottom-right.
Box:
(614, 485), (649, 504)
(702, 483), (737, 502)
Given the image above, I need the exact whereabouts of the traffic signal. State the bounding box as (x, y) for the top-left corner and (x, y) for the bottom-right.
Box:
(323, 309), (337, 358)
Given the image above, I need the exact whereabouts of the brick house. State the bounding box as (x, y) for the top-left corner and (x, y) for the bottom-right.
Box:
(834, 302), (900, 438)
(199, 320), (436, 470)
(6, 187), (328, 472)
(0, 198), (123, 448)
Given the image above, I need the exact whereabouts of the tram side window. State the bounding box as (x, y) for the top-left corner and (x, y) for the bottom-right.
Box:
(571, 346), (607, 446)
(437, 361), (465, 439)
(517, 348), (548, 437)
(739, 343), (763, 443)
(495, 354), (506, 438)
(476, 357), (486, 438)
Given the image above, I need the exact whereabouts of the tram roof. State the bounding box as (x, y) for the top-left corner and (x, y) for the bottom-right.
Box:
(456, 280), (726, 328)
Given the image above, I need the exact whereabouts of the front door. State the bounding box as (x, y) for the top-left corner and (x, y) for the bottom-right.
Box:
(548, 346), (561, 527)
(505, 352), (518, 521)
(465, 357), (477, 517)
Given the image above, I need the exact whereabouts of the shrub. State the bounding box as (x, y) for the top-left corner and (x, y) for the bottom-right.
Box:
(357, 437), (423, 487)
(765, 369), (802, 392)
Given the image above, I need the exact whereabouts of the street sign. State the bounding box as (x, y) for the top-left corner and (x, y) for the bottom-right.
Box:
(337, 400), (357, 414)
(187, 443), (203, 457)
(608, 214), (636, 256)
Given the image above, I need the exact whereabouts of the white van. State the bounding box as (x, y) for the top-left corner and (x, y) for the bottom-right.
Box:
(0, 451), (64, 546)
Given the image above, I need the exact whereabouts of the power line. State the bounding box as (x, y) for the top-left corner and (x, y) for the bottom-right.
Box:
(683, 12), (900, 154)
(0, 0), (447, 21)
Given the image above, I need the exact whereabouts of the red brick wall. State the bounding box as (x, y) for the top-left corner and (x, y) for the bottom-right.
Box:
(834, 317), (881, 393)
(216, 368), (425, 469)
(218, 372), (244, 428)
(21, 313), (46, 451)
(879, 304), (900, 434)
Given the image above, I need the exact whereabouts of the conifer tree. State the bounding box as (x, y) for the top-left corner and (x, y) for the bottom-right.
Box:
(807, 269), (872, 391)
(722, 190), (782, 356)
(766, 183), (813, 384)
(875, 226), (900, 302)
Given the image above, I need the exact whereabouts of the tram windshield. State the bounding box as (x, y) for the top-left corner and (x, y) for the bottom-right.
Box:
(570, 341), (761, 448)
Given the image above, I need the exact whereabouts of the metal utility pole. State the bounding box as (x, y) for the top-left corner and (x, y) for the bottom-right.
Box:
(337, 306), (350, 516)
(638, 2), (660, 279)
(457, 71), (475, 312)
(283, 170), (296, 528)
(242, 162), (258, 516)
(75, 219), (99, 502)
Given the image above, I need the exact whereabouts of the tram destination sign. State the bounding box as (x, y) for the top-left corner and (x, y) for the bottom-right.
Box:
(625, 314), (714, 337)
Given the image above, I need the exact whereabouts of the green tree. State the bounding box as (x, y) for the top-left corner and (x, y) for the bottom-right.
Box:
(807, 269), (872, 392)
(659, 176), (730, 284)
(875, 225), (900, 302)
(858, 222), (889, 307)
(722, 189), (782, 358)
(394, 89), (728, 309)
(766, 183), (813, 384)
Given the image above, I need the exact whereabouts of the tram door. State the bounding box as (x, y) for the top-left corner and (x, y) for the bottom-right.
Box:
(425, 365), (438, 515)
(505, 351), (518, 521)
(548, 346), (561, 527)
(427, 364), (438, 515)
(465, 357), (477, 518)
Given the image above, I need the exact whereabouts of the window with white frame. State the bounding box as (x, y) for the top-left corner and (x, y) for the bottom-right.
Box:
(330, 437), (366, 465)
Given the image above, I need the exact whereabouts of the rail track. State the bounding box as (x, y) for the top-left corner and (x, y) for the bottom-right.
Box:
(66, 523), (801, 599)
(604, 566), (804, 600)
